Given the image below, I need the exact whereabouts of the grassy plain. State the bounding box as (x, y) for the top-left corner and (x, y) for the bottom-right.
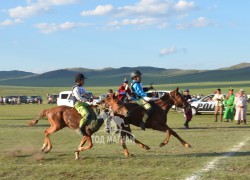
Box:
(0, 82), (250, 180)
(1, 81), (250, 99)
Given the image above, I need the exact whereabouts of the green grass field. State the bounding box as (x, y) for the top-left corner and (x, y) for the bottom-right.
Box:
(1, 81), (250, 99)
(0, 83), (250, 179)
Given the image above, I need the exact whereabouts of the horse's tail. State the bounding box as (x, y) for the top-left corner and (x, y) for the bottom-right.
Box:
(27, 109), (50, 126)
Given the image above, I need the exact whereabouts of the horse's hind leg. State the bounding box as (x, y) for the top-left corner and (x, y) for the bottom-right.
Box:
(74, 136), (93, 160)
(41, 125), (58, 153)
(124, 126), (150, 151)
(119, 126), (150, 157)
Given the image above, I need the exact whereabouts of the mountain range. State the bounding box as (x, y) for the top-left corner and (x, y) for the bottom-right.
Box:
(0, 62), (249, 87)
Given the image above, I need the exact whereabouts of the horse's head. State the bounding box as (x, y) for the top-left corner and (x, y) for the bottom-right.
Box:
(169, 87), (190, 110)
(103, 93), (129, 117)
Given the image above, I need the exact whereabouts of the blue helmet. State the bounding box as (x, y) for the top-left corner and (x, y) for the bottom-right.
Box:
(130, 70), (142, 79)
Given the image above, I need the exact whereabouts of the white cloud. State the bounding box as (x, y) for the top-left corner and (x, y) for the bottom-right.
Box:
(34, 21), (91, 34)
(9, 0), (79, 19)
(9, 4), (49, 19)
(0, 19), (23, 26)
(160, 46), (187, 56)
(158, 22), (168, 29)
(82, 0), (196, 17)
(80, 0), (197, 29)
(81, 5), (114, 16)
(176, 16), (214, 29)
(108, 17), (157, 27)
(174, 0), (195, 12)
(117, 0), (171, 17)
(49, 0), (79, 6)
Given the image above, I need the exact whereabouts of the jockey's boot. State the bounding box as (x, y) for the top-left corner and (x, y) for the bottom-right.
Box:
(140, 108), (153, 131)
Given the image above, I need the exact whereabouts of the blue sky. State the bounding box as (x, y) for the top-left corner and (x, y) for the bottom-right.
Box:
(1, 0), (249, 73)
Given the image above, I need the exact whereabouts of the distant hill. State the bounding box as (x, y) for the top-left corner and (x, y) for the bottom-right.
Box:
(0, 62), (249, 87)
(0, 70), (35, 80)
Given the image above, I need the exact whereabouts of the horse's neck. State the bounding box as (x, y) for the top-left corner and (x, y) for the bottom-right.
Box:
(154, 99), (172, 112)
(159, 103), (172, 112)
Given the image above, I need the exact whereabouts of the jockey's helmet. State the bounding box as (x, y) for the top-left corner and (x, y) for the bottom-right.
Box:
(130, 70), (142, 79)
(75, 73), (87, 82)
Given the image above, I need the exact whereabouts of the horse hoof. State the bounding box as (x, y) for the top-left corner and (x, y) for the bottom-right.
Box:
(159, 143), (165, 147)
(145, 146), (151, 150)
(75, 152), (79, 160)
(185, 144), (191, 148)
(125, 153), (134, 157)
(75, 156), (79, 160)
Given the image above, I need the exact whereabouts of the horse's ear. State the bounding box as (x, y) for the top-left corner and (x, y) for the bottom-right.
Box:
(112, 93), (116, 99)
(176, 87), (179, 93)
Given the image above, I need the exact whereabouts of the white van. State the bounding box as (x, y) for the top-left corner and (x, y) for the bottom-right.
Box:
(57, 91), (74, 107)
(145, 90), (171, 101)
(57, 91), (97, 107)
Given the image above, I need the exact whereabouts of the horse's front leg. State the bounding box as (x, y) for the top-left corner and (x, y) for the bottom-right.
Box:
(160, 129), (170, 147)
(160, 125), (191, 148)
(41, 138), (48, 152)
(120, 130), (131, 157)
(74, 136), (93, 160)
(78, 136), (88, 148)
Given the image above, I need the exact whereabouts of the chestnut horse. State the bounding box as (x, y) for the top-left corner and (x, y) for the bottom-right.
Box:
(104, 87), (192, 157)
(28, 105), (104, 159)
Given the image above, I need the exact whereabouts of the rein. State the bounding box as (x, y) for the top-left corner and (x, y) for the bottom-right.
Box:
(157, 94), (173, 108)
(169, 92), (186, 109)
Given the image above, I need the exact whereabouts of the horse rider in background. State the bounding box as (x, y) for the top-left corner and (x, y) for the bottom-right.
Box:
(117, 78), (132, 102)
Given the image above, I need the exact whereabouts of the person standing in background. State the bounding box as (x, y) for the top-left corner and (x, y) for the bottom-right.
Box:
(213, 88), (224, 122)
(234, 89), (247, 125)
(183, 89), (192, 129)
(223, 88), (235, 122)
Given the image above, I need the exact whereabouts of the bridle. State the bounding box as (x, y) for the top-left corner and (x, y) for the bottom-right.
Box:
(105, 97), (128, 116)
(169, 92), (189, 109)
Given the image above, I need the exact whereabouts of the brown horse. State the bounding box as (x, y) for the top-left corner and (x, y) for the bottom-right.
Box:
(28, 105), (104, 159)
(103, 87), (192, 157)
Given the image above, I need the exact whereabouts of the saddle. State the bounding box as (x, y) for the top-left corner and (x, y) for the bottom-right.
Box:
(64, 107), (104, 135)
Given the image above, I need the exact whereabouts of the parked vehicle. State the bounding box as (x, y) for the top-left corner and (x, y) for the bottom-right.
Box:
(19, 95), (28, 104)
(57, 91), (97, 107)
(190, 94), (226, 115)
(47, 94), (59, 104)
(4, 96), (18, 104)
(145, 90), (171, 101)
(28, 96), (43, 104)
